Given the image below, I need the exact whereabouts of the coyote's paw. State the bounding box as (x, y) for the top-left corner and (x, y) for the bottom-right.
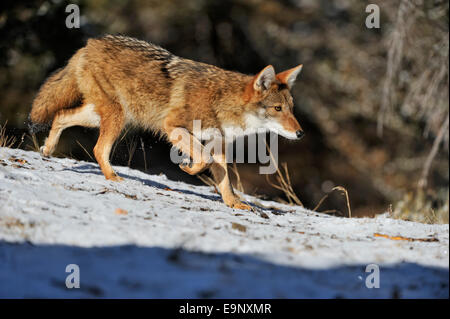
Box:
(179, 158), (209, 175)
(106, 174), (124, 182)
(228, 201), (252, 211)
(39, 146), (51, 157)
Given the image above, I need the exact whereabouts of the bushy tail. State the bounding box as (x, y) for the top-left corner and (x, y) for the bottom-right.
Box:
(30, 63), (81, 126)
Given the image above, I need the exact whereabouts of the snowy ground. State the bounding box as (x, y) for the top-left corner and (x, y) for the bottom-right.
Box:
(0, 147), (448, 298)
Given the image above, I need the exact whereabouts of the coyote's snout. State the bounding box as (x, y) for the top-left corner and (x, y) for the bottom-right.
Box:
(30, 35), (304, 210)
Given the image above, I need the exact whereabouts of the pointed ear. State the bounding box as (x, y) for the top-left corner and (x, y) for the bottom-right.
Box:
(253, 65), (276, 92)
(276, 64), (303, 89)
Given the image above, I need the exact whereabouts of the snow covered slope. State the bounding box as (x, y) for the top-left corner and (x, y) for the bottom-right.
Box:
(0, 147), (448, 298)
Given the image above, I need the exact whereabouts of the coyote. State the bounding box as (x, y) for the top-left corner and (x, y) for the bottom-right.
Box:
(30, 35), (304, 210)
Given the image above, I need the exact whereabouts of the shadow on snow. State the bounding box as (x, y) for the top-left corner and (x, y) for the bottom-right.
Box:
(0, 241), (447, 299)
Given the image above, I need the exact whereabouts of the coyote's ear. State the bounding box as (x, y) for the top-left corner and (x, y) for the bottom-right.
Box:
(253, 65), (276, 92)
(276, 64), (303, 89)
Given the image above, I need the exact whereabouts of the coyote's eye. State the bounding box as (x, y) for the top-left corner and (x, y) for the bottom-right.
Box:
(274, 106), (282, 112)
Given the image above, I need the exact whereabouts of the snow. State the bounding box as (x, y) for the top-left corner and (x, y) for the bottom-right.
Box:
(0, 147), (448, 298)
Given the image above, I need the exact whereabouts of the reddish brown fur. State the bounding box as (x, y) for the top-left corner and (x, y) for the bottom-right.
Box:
(30, 35), (303, 210)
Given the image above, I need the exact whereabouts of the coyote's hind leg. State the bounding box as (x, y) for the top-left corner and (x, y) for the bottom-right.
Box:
(93, 102), (125, 182)
(41, 103), (100, 157)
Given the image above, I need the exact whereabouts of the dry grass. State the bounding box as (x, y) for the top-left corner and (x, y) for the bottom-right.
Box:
(197, 174), (219, 194)
(140, 137), (148, 172)
(313, 186), (353, 218)
(389, 188), (449, 224)
(265, 162), (304, 207)
(418, 114), (449, 189)
(111, 126), (131, 161)
(196, 144), (355, 218)
(23, 133), (40, 152)
(230, 162), (245, 194)
(125, 135), (138, 167)
(0, 121), (16, 148)
(75, 140), (95, 162)
(264, 144), (304, 207)
(109, 127), (141, 168)
(379, 0), (449, 190)
(263, 142), (356, 217)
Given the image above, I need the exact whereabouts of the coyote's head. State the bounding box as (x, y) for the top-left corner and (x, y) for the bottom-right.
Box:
(241, 64), (304, 140)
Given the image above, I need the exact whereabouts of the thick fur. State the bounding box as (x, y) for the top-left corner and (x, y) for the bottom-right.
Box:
(29, 35), (304, 210)
(30, 51), (83, 124)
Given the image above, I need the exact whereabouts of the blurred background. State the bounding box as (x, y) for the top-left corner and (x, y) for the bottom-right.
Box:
(0, 0), (448, 222)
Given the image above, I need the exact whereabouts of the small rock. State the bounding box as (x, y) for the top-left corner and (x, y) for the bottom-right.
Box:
(231, 222), (247, 232)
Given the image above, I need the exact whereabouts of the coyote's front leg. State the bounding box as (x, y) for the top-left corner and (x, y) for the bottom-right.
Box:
(179, 158), (209, 175)
(164, 120), (250, 210)
(209, 153), (251, 211)
(165, 128), (211, 175)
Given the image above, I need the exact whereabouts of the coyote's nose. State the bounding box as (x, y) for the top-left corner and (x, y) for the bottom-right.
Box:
(296, 130), (305, 140)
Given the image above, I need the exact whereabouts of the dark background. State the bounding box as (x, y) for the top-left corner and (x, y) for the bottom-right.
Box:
(0, 0), (448, 221)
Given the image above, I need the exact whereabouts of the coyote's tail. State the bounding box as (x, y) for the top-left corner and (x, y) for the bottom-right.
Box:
(30, 56), (82, 127)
